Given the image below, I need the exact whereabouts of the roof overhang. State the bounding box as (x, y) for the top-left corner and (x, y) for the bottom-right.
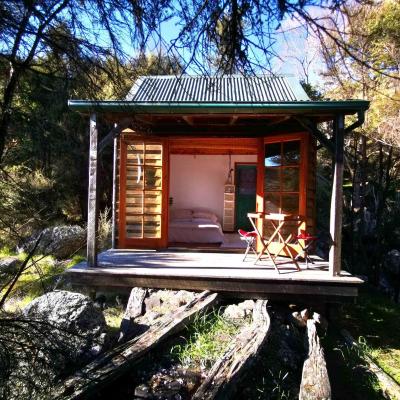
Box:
(68, 100), (369, 116)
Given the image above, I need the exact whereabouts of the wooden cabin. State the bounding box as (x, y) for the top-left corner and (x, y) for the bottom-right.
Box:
(67, 75), (369, 303)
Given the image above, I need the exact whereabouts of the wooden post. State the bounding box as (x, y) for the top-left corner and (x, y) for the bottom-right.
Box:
(329, 114), (344, 276)
(111, 134), (117, 249)
(87, 113), (98, 267)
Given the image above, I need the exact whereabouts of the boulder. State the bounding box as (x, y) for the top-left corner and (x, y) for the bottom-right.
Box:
(0, 257), (20, 277)
(20, 225), (85, 259)
(223, 304), (246, 320)
(384, 249), (400, 276)
(223, 300), (254, 320)
(23, 290), (107, 363)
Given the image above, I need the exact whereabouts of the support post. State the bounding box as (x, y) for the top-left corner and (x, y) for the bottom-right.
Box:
(111, 134), (117, 249)
(329, 114), (345, 276)
(87, 113), (98, 267)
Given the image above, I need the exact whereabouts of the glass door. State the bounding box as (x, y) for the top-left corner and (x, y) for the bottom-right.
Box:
(118, 137), (168, 248)
(258, 134), (307, 255)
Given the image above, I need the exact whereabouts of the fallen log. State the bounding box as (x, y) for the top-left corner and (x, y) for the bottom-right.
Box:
(118, 287), (147, 343)
(55, 290), (219, 400)
(341, 329), (400, 400)
(299, 315), (331, 400)
(192, 300), (271, 400)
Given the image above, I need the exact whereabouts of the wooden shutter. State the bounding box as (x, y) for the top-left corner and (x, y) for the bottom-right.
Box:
(118, 136), (168, 249)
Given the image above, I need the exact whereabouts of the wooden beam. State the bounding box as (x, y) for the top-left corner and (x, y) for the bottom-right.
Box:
(329, 114), (344, 276)
(295, 117), (335, 154)
(169, 137), (259, 155)
(229, 115), (239, 125)
(182, 115), (195, 126)
(192, 300), (271, 399)
(265, 115), (290, 127)
(87, 114), (99, 267)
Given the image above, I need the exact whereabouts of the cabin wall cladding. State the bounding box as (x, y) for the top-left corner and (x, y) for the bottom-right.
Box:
(306, 136), (317, 235)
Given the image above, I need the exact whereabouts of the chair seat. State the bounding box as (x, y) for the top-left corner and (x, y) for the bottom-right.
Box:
(238, 229), (258, 238)
(296, 232), (317, 241)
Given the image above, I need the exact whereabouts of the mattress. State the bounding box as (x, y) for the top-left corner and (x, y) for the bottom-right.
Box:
(168, 219), (224, 243)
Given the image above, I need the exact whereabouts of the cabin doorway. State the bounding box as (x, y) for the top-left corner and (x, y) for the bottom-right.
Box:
(235, 163), (257, 231)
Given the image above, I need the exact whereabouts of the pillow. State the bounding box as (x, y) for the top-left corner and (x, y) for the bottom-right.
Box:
(192, 211), (218, 223)
(170, 208), (193, 220)
(192, 218), (215, 223)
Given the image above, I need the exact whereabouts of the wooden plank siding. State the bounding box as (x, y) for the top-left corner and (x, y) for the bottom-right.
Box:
(306, 135), (317, 235)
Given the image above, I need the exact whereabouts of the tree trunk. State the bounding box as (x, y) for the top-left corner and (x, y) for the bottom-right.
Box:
(55, 291), (219, 400)
(299, 317), (331, 400)
(192, 300), (271, 400)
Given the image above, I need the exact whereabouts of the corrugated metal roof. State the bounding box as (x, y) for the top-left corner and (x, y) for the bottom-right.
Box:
(125, 75), (310, 103)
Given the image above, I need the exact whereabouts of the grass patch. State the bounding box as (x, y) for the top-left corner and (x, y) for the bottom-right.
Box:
(67, 254), (86, 268)
(341, 285), (400, 383)
(0, 246), (14, 258)
(103, 305), (124, 335)
(2, 254), (70, 311)
(171, 310), (247, 369)
(323, 328), (384, 400)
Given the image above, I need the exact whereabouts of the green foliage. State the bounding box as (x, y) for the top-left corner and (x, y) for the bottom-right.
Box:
(341, 286), (400, 383)
(0, 51), (181, 248)
(171, 310), (244, 369)
(103, 306), (125, 335)
(2, 254), (68, 311)
(300, 80), (323, 101)
(322, 0), (400, 146)
(66, 254), (86, 268)
(324, 334), (384, 399)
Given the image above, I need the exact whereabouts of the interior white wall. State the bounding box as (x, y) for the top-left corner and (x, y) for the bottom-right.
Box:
(169, 154), (257, 222)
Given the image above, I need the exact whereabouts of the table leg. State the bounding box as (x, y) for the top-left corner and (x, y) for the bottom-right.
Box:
(275, 226), (301, 271)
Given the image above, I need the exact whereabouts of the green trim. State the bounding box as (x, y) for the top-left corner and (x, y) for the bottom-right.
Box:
(68, 99), (370, 114)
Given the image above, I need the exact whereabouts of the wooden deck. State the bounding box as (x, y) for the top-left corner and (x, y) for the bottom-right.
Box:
(68, 249), (364, 302)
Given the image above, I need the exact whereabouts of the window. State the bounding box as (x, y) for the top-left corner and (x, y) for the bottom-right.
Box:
(264, 140), (301, 216)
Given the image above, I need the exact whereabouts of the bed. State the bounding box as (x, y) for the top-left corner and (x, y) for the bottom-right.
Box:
(168, 208), (224, 244)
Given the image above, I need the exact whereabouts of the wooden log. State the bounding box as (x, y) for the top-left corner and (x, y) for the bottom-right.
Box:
(192, 300), (271, 400)
(118, 287), (147, 343)
(299, 317), (331, 400)
(55, 290), (219, 400)
(329, 113), (344, 276)
(341, 329), (400, 400)
(87, 113), (98, 268)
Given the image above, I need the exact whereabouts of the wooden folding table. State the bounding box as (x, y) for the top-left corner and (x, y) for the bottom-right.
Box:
(247, 212), (304, 273)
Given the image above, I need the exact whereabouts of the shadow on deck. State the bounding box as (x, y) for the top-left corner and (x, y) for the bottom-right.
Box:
(67, 249), (364, 303)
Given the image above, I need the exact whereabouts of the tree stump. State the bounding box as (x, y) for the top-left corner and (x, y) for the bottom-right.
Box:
(192, 300), (271, 400)
(299, 317), (331, 400)
(118, 287), (147, 343)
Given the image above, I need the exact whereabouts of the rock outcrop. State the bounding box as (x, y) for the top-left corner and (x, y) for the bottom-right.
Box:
(20, 225), (85, 259)
(23, 290), (107, 363)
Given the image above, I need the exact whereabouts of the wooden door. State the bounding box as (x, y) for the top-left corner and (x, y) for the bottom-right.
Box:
(257, 133), (309, 255)
(235, 163), (257, 231)
(118, 137), (168, 249)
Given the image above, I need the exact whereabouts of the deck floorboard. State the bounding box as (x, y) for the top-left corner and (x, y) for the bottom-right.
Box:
(67, 250), (363, 301)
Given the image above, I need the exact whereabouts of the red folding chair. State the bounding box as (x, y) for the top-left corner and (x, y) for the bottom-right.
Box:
(238, 229), (258, 261)
(295, 230), (318, 268)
